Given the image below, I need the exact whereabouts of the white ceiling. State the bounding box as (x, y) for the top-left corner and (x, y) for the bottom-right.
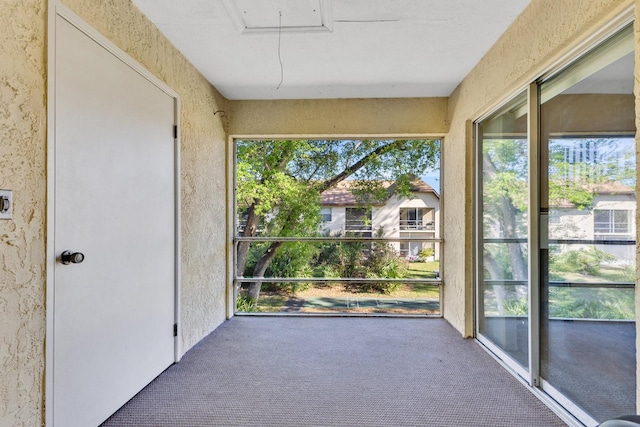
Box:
(131, 0), (533, 100)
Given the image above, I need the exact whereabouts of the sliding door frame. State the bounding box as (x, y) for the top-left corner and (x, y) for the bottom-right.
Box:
(473, 89), (531, 384)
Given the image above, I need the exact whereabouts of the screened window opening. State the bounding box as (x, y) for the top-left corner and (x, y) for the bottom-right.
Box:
(345, 207), (372, 235)
(234, 138), (442, 316)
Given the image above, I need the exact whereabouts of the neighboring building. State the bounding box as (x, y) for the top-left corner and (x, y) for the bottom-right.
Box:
(319, 178), (440, 259)
(550, 182), (636, 263)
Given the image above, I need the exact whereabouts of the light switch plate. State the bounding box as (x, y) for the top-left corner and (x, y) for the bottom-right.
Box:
(0, 189), (13, 220)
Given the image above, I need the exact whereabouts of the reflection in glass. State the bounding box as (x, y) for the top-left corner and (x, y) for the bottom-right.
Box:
(477, 91), (529, 370)
(540, 25), (635, 422)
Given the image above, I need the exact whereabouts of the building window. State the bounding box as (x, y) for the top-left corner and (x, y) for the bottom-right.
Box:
(594, 209), (631, 234)
(399, 208), (434, 230)
(320, 207), (332, 223)
(400, 208), (421, 229)
(345, 208), (371, 232)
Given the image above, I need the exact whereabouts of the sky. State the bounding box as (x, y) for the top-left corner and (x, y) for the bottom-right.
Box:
(421, 174), (440, 194)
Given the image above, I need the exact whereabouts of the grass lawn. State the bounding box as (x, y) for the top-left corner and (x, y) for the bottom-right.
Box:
(407, 261), (440, 279)
(550, 265), (635, 284)
(241, 261), (442, 313)
(244, 262), (442, 313)
(253, 294), (288, 312)
(251, 283), (441, 313)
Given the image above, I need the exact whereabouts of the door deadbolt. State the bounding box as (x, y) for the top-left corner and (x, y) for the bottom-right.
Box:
(61, 251), (85, 265)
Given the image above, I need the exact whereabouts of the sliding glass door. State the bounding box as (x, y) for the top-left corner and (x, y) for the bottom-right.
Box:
(539, 25), (636, 423)
(476, 23), (636, 426)
(476, 92), (530, 372)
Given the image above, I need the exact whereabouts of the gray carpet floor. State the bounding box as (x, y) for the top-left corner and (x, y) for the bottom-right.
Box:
(102, 317), (567, 426)
(483, 317), (636, 422)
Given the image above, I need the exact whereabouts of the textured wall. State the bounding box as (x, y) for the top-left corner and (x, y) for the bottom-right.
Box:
(0, 1), (47, 426)
(0, 0), (229, 424)
(444, 0), (633, 337)
(230, 97), (448, 136)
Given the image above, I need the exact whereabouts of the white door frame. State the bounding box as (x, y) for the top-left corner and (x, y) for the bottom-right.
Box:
(45, 3), (181, 425)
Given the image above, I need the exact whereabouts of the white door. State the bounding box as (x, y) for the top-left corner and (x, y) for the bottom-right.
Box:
(53, 13), (177, 427)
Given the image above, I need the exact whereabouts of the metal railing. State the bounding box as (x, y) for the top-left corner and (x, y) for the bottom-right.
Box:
(399, 220), (435, 231)
(344, 220), (373, 231)
(234, 236), (444, 316)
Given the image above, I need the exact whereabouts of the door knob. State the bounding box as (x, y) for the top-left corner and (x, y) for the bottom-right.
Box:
(61, 251), (85, 265)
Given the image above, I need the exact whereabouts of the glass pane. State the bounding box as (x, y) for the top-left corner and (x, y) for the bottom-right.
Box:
(540, 25), (635, 422)
(477, 91), (529, 369)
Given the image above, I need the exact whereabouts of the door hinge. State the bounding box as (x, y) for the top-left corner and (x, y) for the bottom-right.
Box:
(173, 323), (178, 337)
(173, 125), (178, 139)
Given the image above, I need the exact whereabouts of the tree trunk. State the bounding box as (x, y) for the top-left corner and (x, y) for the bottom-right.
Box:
(482, 156), (528, 282)
(236, 204), (259, 276)
(246, 241), (284, 301)
(500, 196), (528, 281)
(236, 147), (294, 298)
(484, 252), (507, 315)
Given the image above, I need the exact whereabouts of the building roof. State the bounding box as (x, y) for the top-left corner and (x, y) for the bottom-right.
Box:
(320, 178), (439, 207)
(552, 181), (635, 208)
(590, 181), (635, 195)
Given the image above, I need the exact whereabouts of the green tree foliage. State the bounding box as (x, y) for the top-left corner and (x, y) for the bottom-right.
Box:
(236, 139), (440, 303)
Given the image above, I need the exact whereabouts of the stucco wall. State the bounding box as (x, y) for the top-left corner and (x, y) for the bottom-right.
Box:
(444, 0), (634, 337)
(229, 97), (448, 136)
(0, 0), (228, 425)
(0, 1), (47, 426)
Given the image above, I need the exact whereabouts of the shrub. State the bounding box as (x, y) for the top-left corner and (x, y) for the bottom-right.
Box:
(315, 231), (407, 294)
(236, 294), (256, 312)
(355, 240), (407, 294)
(503, 297), (528, 316)
(549, 287), (635, 320)
(550, 247), (615, 276)
(244, 241), (317, 294)
(420, 248), (434, 258)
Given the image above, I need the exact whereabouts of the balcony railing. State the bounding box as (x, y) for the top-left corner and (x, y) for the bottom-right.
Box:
(345, 220), (373, 231)
(399, 220), (435, 231)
